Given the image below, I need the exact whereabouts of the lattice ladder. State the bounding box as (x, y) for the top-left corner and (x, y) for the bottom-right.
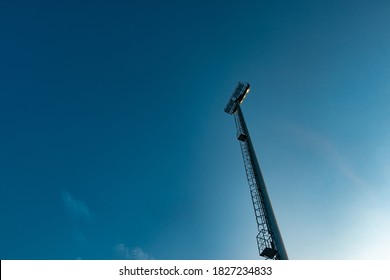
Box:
(234, 109), (278, 259)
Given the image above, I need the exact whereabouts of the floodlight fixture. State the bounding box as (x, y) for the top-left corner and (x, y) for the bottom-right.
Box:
(224, 82), (250, 115)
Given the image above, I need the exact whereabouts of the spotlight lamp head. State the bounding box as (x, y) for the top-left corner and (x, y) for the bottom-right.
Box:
(224, 82), (250, 115)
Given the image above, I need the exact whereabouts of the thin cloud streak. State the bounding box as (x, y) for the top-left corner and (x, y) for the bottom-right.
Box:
(284, 122), (370, 191)
(61, 191), (95, 223)
(115, 243), (153, 260)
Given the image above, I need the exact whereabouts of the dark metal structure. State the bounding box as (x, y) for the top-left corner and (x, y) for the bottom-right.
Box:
(224, 82), (288, 260)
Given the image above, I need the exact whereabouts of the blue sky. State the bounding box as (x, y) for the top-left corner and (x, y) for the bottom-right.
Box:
(1, 0), (390, 260)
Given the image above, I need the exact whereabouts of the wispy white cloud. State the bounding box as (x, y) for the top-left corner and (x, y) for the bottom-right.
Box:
(114, 243), (153, 260)
(284, 122), (369, 190)
(61, 191), (95, 223)
(132, 247), (153, 260)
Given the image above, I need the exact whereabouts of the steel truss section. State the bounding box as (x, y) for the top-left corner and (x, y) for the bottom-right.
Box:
(233, 106), (287, 260)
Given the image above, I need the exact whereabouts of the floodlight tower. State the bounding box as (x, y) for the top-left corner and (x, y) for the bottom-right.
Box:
(224, 82), (288, 260)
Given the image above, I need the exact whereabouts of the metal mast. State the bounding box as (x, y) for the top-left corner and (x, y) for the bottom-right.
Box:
(224, 82), (288, 260)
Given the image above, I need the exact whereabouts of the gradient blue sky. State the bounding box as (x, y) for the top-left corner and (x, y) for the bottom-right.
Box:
(1, 0), (390, 260)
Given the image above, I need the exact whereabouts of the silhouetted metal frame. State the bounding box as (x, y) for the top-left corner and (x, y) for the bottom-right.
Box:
(231, 105), (288, 260)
